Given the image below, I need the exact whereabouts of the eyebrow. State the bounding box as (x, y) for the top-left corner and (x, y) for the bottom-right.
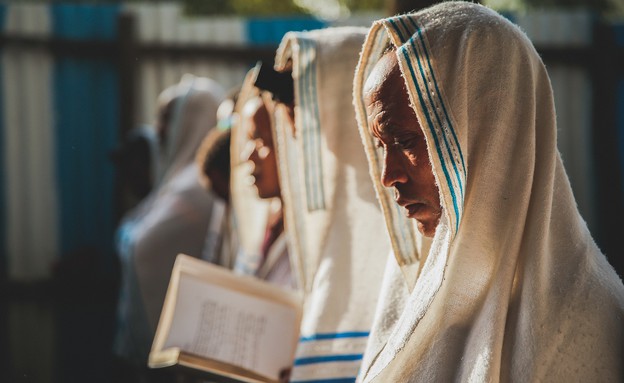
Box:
(369, 108), (391, 136)
(371, 119), (409, 140)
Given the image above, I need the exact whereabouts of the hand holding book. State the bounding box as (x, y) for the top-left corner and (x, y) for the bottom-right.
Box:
(149, 254), (303, 383)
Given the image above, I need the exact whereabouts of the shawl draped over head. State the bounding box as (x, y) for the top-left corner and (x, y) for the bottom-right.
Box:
(352, 3), (624, 382)
(228, 68), (284, 277)
(273, 27), (391, 382)
(114, 74), (224, 364)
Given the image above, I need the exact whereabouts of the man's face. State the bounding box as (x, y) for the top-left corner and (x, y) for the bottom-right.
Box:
(243, 98), (281, 199)
(364, 51), (441, 237)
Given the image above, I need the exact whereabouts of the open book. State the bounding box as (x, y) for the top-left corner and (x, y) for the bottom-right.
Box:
(149, 254), (302, 383)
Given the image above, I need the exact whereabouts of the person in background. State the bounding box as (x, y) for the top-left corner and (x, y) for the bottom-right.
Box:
(113, 74), (224, 381)
(110, 125), (159, 212)
(266, 27), (392, 383)
(353, 3), (624, 381)
(241, 93), (294, 287)
(195, 125), (235, 268)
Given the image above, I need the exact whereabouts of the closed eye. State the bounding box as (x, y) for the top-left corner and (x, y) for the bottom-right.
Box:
(395, 137), (418, 150)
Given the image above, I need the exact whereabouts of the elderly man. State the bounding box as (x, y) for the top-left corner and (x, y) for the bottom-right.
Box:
(242, 95), (294, 286)
(353, 2), (624, 382)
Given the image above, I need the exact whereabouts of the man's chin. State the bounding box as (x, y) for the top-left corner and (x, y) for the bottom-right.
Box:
(252, 183), (264, 198)
(416, 219), (437, 238)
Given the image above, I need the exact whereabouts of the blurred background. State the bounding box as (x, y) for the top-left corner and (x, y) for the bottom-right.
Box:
(0, 0), (622, 382)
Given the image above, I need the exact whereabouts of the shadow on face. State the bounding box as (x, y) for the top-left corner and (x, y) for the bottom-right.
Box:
(242, 97), (281, 200)
(364, 49), (442, 237)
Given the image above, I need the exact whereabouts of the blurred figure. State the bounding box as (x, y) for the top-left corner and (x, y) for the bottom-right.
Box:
(113, 75), (224, 379)
(196, 85), (241, 203)
(110, 125), (159, 212)
(196, 124), (235, 268)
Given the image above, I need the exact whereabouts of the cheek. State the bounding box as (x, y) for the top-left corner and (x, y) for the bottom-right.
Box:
(403, 144), (429, 171)
(267, 152), (279, 176)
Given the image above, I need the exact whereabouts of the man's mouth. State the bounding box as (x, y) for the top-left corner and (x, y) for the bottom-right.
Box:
(405, 203), (427, 219)
(396, 196), (427, 219)
(395, 195), (415, 208)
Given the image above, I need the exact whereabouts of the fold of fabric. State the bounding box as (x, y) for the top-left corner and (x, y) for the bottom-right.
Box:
(353, 3), (624, 382)
(229, 68), (277, 276)
(274, 27), (392, 382)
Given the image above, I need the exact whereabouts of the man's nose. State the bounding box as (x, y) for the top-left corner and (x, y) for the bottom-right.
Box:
(381, 149), (408, 188)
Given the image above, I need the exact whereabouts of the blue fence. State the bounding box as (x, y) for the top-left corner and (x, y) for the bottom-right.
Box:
(51, 4), (120, 259)
(0, 4), (328, 281)
(247, 17), (326, 44)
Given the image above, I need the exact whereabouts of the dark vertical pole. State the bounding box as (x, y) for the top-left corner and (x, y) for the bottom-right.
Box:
(116, 12), (137, 223)
(591, 22), (624, 276)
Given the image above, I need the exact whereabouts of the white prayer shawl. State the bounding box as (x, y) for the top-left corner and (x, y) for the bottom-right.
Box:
(353, 3), (624, 382)
(274, 27), (391, 382)
(114, 75), (224, 364)
(200, 196), (234, 268)
(229, 68), (281, 276)
(256, 232), (294, 288)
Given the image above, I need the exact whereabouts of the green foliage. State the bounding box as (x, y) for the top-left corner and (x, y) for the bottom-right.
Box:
(232, 0), (310, 15)
(338, 0), (385, 12)
(485, 0), (623, 15)
(183, 0), (235, 15)
(183, 0), (310, 16)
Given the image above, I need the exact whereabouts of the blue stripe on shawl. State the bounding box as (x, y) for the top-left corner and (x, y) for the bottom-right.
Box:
(309, 37), (324, 210)
(299, 331), (369, 342)
(406, 17), (466, 179)
(398, 18), (464, 203)
(389, 16), (465, 196)
(388, 19), (461, 232)
(294, 353), (363, 366)
(298, 37), (314, 207)
(297, 37), (325, 211)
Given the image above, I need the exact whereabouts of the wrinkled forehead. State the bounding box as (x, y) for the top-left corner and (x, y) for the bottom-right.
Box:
(363, 49), (402, 103)
(363, 49), (411, 122)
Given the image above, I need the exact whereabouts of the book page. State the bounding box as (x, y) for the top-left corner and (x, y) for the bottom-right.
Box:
(162, 274), (298, 381)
